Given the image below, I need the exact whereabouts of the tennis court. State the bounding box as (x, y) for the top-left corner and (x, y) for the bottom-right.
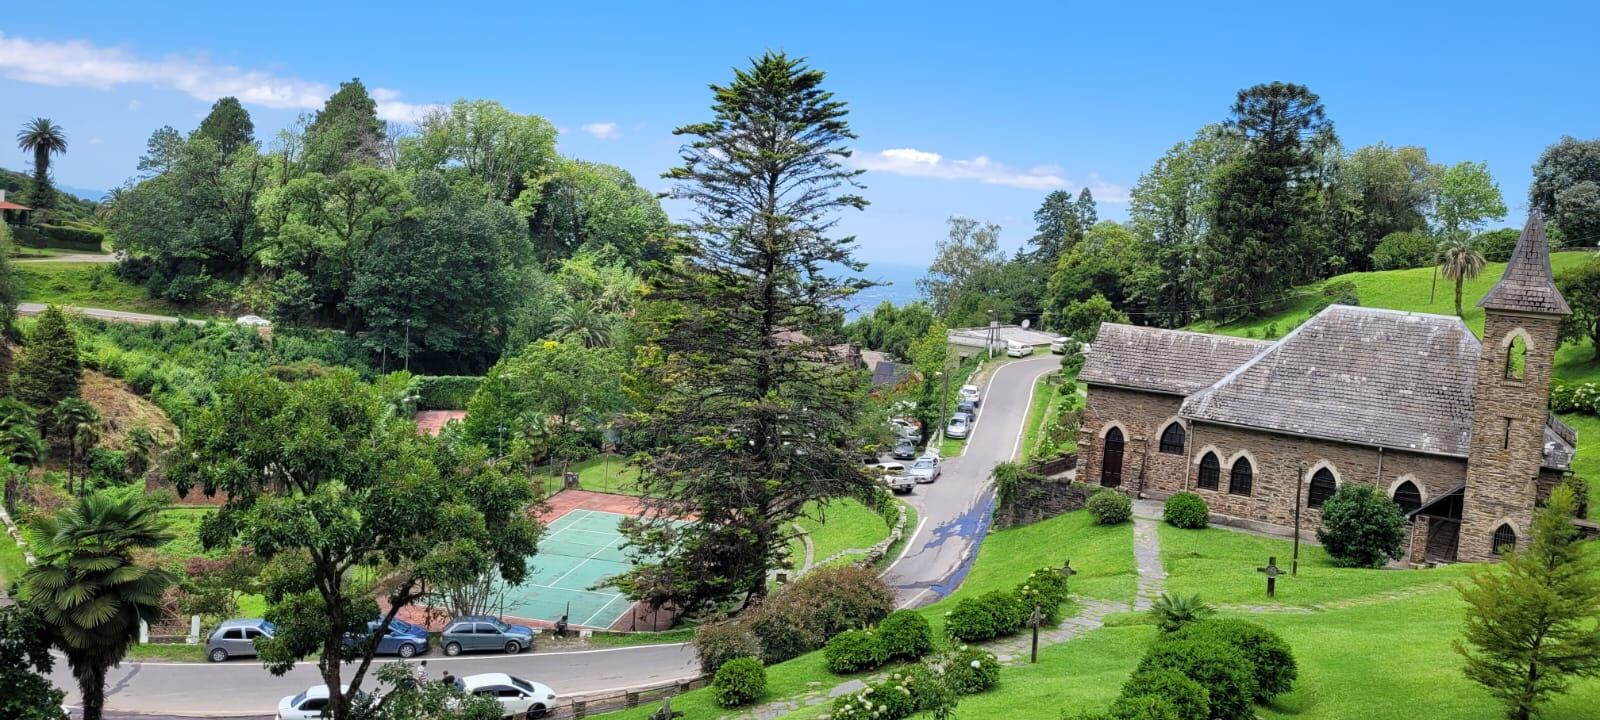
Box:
(501, 509), (641, 629)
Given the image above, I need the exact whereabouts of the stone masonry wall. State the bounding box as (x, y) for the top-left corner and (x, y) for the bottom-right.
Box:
(1078, 385), (1184, 491)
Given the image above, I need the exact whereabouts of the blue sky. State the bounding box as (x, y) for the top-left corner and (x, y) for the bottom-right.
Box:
(3, 2), (1597, 280)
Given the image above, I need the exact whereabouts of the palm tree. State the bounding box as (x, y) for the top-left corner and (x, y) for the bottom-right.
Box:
(1149, 591), (1214, 633)
(552, 300), (613, 348)
(1438, 235), (1488, 317)
(49, 398), (100, 493)
(21, 492), (174, 720)
(16, 118), (68, 209)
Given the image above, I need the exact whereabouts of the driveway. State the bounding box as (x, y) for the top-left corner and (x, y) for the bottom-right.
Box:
(879, 354), (1060, 608)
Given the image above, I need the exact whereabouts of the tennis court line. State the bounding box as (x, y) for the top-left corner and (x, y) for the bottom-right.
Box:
(546, 534), (628, 589)
(581, 590), (635, 628)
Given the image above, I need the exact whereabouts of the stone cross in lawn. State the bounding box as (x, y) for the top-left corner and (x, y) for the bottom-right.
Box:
(1257, 556), (1283, 598)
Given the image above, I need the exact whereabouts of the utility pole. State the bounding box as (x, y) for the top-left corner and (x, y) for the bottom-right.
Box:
(939, 370), (950, 435)
(1292, 465), (1303, 576)
(403, 319), (412, 373)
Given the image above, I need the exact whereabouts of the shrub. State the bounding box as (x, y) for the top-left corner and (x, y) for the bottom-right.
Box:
(691, 619), (761, 675)
(944, 646), (1002, 695)
(414, 375), (483, 410)
(1320, 279), (1359, 306)
(1114, 668), (1210, 720)
(1371, 231), (1435, 270)
(1150, 592), (1214, 633)
(1476, 227), (1521, 263)
(1315, 484), (1406, 568)
(1565, 474), (1591, 519)
(1163, 492), (1209, 529)
(876, 610), (933, 661)
(1172, 620), (1297, 702)
(710, 656), (765, 708)
(1138, 636), (1258, 720)
(784, 564), (895, 639)
(945, 590), (1028, 642)
(894, 664), (945, 713)
(36, 224), (106, 252)
(746, 595), (825, 665)
(825, 629), (888, 674)
(1018, 566), (1073, 625)
(1086, 489), (1133, 525)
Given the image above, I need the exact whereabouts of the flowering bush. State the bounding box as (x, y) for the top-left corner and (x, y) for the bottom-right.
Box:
(825, 629), (888, 674)
(710, 656), (766, 708)
(943, 646), (1002, 694)
(1550, 381), (1600, 415)
(875, 610), (934, 661)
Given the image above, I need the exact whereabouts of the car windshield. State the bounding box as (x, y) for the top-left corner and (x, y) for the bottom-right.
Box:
(492, 620), (512, 632)
(949, 419), (965, 427)
(913, 459), (935, 469)
(511, 677), (537, 693)
(260, 621), (276, 634)
(291, 692), (307, 706)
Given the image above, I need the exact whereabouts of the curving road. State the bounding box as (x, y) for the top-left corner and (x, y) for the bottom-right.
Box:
(44, 353), (1060, 716)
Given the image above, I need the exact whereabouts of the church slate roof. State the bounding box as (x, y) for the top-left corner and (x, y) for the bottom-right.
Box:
(1079, 324), (1273, 396)
(1180, 306), (1482, 457)
(1479, 211), (1571, 316)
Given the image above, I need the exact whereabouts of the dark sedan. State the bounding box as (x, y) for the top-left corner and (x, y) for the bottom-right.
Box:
(345, 618), (431, 658)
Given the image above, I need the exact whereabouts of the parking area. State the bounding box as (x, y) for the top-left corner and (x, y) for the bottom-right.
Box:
(500, 509), (640, 629)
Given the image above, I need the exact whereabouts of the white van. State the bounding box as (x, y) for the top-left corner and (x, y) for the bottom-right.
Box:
(1005, 340), (1033, 357)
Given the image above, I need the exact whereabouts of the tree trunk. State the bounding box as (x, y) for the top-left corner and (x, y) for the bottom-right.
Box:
(79, 663), (107, 720)
(4, 471), (15, 517)
(1454, 278), (1465, 317)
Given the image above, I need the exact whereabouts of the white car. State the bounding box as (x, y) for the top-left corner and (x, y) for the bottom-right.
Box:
(890, 417), (922, 442)
(958, 385), (981, 407)
(236, 314), (272, 327)
(458, 672), (558, 718)
(908, 456), (941, 484)
(1006, 340), (1033, 357)
(278, 685), (362, 720)
(1050, 337), (1072, 354)
(946, 416), (970, 439)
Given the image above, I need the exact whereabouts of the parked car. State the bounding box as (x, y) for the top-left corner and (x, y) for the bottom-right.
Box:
(892, 438), (918, 460)
(1006, 340), (1034, 357)
(1050, 336), (1072, 354)
(441, 616), (536, 656)
(885, 472), (916, 494)
(908, 456), (941, 484)
(206, 618), (275, 662)
(890, 417), (922, 442)
(946, 416), (970, 439)
(345, 618), (431, 658)
(958, 384), (982, 406)
(277, 685), (364, 720)
(457, 673), (558, 718)
(956, 398), (977, 417)
(952, 409), (974, 425)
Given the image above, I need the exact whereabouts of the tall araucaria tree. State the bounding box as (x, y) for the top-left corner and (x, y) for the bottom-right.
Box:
(620, 51), (881, 610)
(169, 370), (542, 720)
(16, 118), (67, 210)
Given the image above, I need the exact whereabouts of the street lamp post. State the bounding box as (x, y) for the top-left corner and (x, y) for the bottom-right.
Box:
(937, 371), (949, 440)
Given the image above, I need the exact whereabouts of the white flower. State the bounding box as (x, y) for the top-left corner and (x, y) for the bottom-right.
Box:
(970, 660), (982, 668)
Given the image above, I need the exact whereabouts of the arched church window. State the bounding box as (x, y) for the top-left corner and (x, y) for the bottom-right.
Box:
(1307, 468), (1337, 508)
(1197, 452), (1220, 490)
(1159, 423), (1186, 455)
(1506, 335), (1527, 379)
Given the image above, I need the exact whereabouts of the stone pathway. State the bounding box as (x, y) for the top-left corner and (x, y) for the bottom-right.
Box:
(793, 523), (816, 572)
(1131, 499), (1167, 610)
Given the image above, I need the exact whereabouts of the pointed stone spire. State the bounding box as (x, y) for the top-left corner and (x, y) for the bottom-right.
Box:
(1477, 211), (1570, 315)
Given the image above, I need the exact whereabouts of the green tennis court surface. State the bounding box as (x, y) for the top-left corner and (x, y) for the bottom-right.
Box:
(501, 510), (640, 628)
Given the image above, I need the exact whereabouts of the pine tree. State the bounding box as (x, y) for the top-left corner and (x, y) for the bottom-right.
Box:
(1075, 187), (1098, 231)
(622, 52), (878, 608)
(303, 79), (385, 173)
(13, 305), (81, 408)
(194, 97), (255, 156)
(1455, 486), (1600, 720)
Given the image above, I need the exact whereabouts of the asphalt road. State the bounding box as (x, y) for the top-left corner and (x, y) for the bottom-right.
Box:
(880, 354), (1060, 609)
(18, 302), (209, 326)
(41, 352), (1059, 716)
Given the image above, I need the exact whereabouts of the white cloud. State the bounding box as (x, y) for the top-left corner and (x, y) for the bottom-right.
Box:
(89, 136), (103, 145)
(0, 32), (439, 124)
(581, 122), (620, 140)
(126, 99), (142, 112)
(852, 146), (1127, 199)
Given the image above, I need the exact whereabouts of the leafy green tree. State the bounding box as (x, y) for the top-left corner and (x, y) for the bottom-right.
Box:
(0, 605), (67, 720)
(623, 51), (879, 608)
(21, 491), (175, 720)
(16, 117), (67, 210)
(464, 338), (624, 472)
(0, 221), (19, 336)
(843, 300), (936, 360)
(1315, 484), (1406, 568)
(351, 662), (504, 720)
(1050, 293), (1128, 340)
(1025, 190), (1086, 266)
(14, 305), (81, 407)
(525, 159), (672, 268)
(1438, 235), (1487, 316)
(49, 397), (100, 493)
(169, 370), (541, 720)
(1202, 83), (1334, 320)
(401, 99), (559, 205)
(1371, 230), (1436, 270)
(1434, 161), (1507, 239)
(920, 216), (1005, 319)
(1343, 143), (1438, 266)
(1456, 486), (1600, 720)
(1531, 136), (1600, 245)
(1043, 221), (1151, 322)
(1128, 125), (1240, 328)
(1558, 258), (1600, 359)
(194, 97), (255, 156)
(303, 78), (385, 173)
(1075, 187), (1099, 232)
(0, 411), (43, 516)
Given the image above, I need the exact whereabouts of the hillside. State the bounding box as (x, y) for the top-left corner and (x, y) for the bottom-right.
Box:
(0, 166), (101, 224)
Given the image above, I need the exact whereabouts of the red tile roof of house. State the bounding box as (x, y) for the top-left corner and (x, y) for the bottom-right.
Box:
(0, 201), (30, 211)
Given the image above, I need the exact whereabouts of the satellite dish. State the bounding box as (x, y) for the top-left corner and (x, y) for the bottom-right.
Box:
(1021, 319), (1031, 329)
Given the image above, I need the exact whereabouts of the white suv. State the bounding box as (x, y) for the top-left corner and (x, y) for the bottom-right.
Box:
(457, 673), (557, 718)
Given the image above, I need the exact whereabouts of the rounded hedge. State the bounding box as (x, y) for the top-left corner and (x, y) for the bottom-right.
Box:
(1116, 668), (1209, 719)
(711, 656), (766, 708)
(876, 610), (934, 661)
(1164, 492), (1210, 529)
(944, 646), (1002, 695)
(1138, 636), (1257, 720)
(691, 620), (761, 675)
(1172, 620), (1297, 702)
(825, 629), (888, 674)
(944, 596), (998, 642)
(1087, 489), (1133, 525)
(1314, 484), (1405, 568)
(893, 664), (945, 713)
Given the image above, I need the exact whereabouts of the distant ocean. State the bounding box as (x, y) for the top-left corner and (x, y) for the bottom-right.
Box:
(844, 261), (927, 318)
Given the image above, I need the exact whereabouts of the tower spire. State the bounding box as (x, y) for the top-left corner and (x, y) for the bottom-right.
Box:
(1477, 211), (1571, 316)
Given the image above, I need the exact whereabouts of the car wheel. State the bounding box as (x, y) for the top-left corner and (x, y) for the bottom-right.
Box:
(527, 706), (549, 719)
(208, 648), (228, 663)
(398, 643), (416, 658)
(504, 640), (522, 654)
(445, 642), (462, 657)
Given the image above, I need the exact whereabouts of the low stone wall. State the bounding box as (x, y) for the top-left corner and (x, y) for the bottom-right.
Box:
(853, 500), (910, 568)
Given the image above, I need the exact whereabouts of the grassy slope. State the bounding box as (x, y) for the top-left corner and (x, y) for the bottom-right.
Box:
(0, 528), (26, 590)
(793, 498), (893, 565)
(18, 262), (185, 316)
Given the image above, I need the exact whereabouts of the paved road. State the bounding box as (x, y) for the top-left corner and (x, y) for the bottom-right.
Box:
(18, 302), (209, 326)
(880, 354), (1060, 608)
(16, 253), (118, 263)
(42, 353), (1058, 716)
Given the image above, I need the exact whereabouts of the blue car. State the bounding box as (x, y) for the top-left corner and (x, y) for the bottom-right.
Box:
(346, 618), (431, 658)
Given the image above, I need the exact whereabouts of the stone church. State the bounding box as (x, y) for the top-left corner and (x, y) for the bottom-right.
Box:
(1077, 213), (1575, 563)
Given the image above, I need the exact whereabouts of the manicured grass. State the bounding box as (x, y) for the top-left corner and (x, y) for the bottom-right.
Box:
(1559, 413), (1600, 510)
(599, 646), (846, 720)
(17, 261), (184, 316)
(938, 624), (1155, 719)
(1021, 372), (1058, 459)
(126, 642), (208, 662)
(794, 498), (892, 566)
(536, 454), (643, 497)
(1158, 523), (1475, 607)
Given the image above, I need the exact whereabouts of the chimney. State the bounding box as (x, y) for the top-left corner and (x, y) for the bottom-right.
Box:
(0, 189), (7, 202)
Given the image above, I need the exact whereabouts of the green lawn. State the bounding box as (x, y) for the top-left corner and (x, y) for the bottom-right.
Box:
(793, 498), (893, 567)
(0, 529), (28, 591)
(18, 261), (185, 316)
(932, 624), (1155, 719)
(536, 454), (643, 496)
(1159, 523), (1475, 607)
